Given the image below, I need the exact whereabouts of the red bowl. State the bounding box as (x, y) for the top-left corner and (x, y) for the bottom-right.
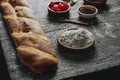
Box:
(47, 2), (71, 18)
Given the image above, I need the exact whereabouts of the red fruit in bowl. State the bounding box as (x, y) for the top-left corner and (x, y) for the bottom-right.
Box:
(49, 2), (55, 7)
(63, 2), (69, 10)
(49, 2), (69, 11)
(52, 4), (60, 11)
(58, 3), (65, 11)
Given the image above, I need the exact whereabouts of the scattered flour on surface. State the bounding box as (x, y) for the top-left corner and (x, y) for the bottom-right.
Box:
(93, 29), (104, 38)
(109, 7), (120, 13)
(104, 23), (114, 29)
(104, 23), (117, 38)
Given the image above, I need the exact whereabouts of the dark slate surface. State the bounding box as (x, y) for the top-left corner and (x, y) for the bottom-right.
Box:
(0, 0), (120, 80)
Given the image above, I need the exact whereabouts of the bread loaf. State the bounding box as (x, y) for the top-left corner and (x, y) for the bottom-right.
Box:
(0, 0), (58, 73)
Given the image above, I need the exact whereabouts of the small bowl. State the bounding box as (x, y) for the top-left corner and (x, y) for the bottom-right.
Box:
(78, 5), (98, 19)
(84, 0), (107, 6)
(57, 27), (95, 50)
(47, 1), (71, 18)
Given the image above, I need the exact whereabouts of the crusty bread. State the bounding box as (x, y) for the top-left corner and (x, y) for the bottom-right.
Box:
(0, 0), (58, 73)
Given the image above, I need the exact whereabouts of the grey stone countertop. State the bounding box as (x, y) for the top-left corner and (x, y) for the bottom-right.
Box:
(0, 0), (120, 80)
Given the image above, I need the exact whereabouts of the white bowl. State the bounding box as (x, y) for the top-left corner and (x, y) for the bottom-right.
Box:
(78, 5), (98, 19)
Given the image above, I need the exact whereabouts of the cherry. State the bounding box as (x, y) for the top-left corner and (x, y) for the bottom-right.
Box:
(63, 2), (69, 10)
(52, 4), (60, 11)
(58, 3), (65, 11)
(49, 2), (55, 7)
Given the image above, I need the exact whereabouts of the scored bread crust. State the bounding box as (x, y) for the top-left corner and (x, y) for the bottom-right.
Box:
(0, 0), (58, 73)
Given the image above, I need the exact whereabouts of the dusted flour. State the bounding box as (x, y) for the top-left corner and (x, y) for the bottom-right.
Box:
(59, 28), (94, 48)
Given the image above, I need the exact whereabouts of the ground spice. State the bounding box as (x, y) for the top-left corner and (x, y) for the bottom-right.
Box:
(79, 6), (96, 14)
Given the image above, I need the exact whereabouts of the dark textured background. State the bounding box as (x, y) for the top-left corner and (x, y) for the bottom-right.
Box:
(0, 0), (120, 80)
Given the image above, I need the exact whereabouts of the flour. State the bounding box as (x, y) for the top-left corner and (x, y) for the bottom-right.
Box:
(59, 28), (94, 48)
(93, 29), (104, 38)
(104, 23), (114, 29)
(104, 23), (117, 38)
(109, 7), (120, 12)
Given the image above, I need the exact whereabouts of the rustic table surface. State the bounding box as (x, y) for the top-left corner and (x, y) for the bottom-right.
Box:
(0, 0), (120, 80)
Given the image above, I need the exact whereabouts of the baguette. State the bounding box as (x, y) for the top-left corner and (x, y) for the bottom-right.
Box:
(0, 0), (58, 73)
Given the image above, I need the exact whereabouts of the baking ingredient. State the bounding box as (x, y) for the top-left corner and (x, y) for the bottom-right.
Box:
(59, 28), (94, 48)
(79, 6), (96, 14)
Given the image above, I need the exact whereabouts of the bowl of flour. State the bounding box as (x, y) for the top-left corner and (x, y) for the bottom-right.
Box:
(57, 27), (95, 50)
